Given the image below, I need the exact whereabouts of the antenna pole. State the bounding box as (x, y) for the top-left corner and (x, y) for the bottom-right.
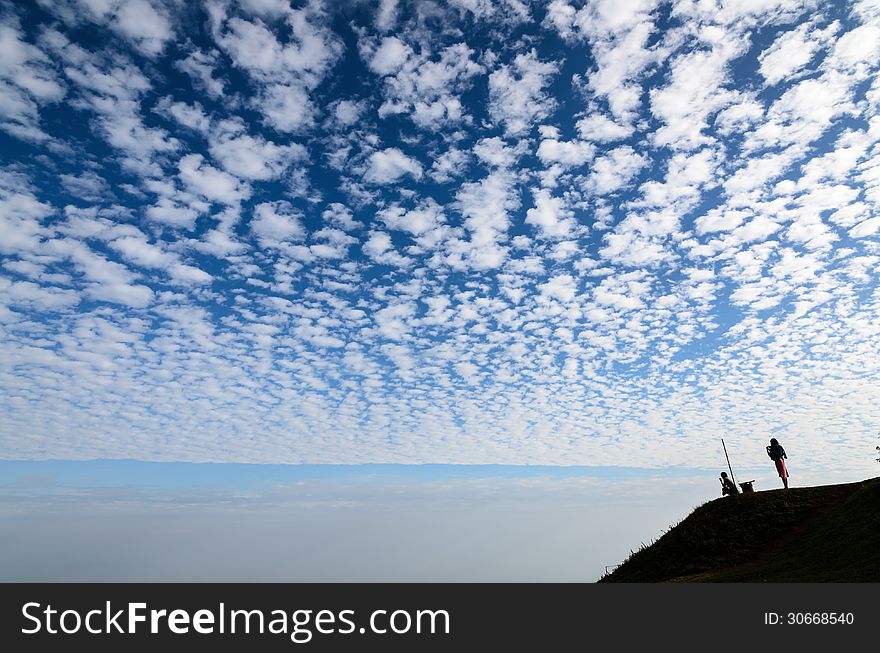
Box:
(722, 438), (736, 485)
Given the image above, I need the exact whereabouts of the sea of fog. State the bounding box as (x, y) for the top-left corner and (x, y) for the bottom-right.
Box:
(0, 461), (871, 582)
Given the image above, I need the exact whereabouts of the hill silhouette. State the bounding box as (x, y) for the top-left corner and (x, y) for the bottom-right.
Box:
(599, 477), (880, 582)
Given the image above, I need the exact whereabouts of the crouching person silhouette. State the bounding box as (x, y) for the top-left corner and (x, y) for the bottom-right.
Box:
(720, 471), (739, 496)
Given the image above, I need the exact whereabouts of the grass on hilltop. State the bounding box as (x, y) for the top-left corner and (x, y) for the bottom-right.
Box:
(599, 477), (880, 582)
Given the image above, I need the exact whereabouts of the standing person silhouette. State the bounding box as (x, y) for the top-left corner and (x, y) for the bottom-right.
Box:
(766, 438), (789, 489)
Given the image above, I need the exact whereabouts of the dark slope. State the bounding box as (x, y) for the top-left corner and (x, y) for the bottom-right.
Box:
(600, 477), (880, 582)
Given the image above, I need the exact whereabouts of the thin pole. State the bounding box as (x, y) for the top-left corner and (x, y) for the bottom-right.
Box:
(722, 438), (736, 485)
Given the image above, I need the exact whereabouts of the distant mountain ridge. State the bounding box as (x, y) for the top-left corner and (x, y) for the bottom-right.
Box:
(600, 477), (880, 582)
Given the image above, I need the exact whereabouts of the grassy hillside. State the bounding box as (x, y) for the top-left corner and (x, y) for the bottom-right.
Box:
(599, 477), (880, 582)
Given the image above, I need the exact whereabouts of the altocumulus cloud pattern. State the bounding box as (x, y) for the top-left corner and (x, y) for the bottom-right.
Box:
(1, 0), (879, 469)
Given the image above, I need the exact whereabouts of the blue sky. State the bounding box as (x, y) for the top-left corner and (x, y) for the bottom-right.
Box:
(1, 0), (880, 475)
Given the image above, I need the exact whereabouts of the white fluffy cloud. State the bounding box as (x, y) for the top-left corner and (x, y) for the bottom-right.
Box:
(175, 49), (225, 98)
(488, 49), (558, 136)
(546, 0), (659, 123)
(368, 36), (411, 75)
(379, 199), (445, 236)
(108, 0), (174, 56)
(260, 82), (314, 132)
(363, 230), (410, 268)
(68, 0), (175, 57)
(362, 147), (423, 184)
(251, 201), (305, 245)
(452, 171), (519, 269)
(210, 3), (342, 133)
(586, 146), (649, 194)
(537, 138), (595, 167)
(209, 125), (307, 180)
(178, 154), (250, 205)
(0, 24), (65, 141)
(758, 21), (838, 86)
(576, 114), (633, 142)
(526, 189), (576, 238)
(367, 37), (483, 129)
(109, 235), (211, 285)
(650, 28), (747, 150)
